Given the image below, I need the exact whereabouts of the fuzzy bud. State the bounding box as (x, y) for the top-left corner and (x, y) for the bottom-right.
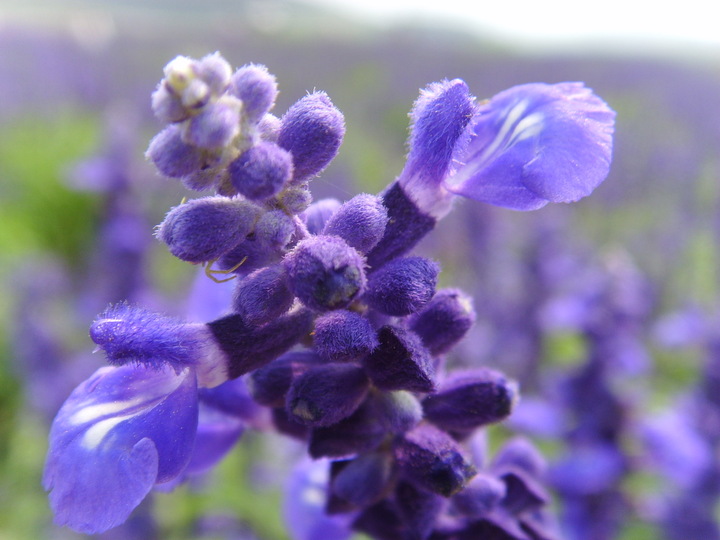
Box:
(229, 142), (294, 201)
(322, 194), (388, 254)
(284, 236), (367, 312)
(362, 325), (435, 393)
(313, 310), (378, 362)
(408, 288), (476, 355)
(286, 363), (369, 427)
(231, 264), (294, 326)
(229, 64), (279, 123)
(278, 92), (345, 183)
(146, 125), (205, 178)
(156, 196), (260, 263)
(422, 368), (518, 435)
(185, 100), (241, 150)
(364, 256), (439, 316)
(394, 423), (476, 497)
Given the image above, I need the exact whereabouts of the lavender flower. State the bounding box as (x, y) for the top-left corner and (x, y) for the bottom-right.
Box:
(43, 52), (615, 537)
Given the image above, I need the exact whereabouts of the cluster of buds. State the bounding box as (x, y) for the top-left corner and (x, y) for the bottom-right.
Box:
(43, 52), (615, 538)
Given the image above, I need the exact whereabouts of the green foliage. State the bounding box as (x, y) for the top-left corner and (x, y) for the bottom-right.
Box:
(0, 111), (102, 266)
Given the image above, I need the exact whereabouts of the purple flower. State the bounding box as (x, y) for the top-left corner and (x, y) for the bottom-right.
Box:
(283, 458), (354, 540)
(400, 81), (615, 215)
(43, 364), (198, 534)
(447, 82), (615, 210)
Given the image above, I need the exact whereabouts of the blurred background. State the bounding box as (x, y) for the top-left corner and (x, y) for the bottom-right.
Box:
(1, 0), (719, 538)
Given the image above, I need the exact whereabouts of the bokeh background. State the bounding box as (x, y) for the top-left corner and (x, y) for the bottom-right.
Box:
(1, 1), (719, 538)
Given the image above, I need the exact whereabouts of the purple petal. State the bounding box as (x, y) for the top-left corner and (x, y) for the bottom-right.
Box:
(43, 364), (198, 534)
(446, 82), (615, 211)
(283, 458), (354, 540)
(181, 403), (245, 476)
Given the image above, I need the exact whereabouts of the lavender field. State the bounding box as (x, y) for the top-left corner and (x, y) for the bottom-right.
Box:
(1, 2), (720, 539)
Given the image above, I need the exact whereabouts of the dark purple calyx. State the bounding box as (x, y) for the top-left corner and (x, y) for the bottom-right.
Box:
(394, 423), (476, 497)
(362, 325), (436, 393)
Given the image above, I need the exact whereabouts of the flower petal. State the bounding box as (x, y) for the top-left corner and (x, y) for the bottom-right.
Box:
(43, 364), (198, 534)
(446, 82), (615, 210)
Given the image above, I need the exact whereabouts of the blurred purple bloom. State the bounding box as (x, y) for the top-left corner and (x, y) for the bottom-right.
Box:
(283, 458), (354, 540)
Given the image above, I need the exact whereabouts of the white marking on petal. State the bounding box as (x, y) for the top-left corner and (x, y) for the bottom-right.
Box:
(80, 412), (141, 450)
(479, 99), (529, 162)
(508, 111), (544, 145)
(68, 398), (145, 426)
(301, 486), (325, 507)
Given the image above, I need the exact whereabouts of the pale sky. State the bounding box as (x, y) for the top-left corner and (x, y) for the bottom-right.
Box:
(300, 0), (720, 53)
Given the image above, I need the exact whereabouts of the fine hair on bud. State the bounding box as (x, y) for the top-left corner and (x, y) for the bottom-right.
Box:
(228, 142), (293, 201)
(277, 92), (345, 183)
(322, 193), (388, 254)
(156, 196), (260, 263)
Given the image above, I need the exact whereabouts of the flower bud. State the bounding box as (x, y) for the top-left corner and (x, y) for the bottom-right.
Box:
(313, 310), (378, 362)
(229, 142), (293, 201)
(231, 264), (294, 326)
(229, 64), (278, 123)
(422, 368), (518, 435)
(302, 198), (341, 235)
(254, 209), (296, 249)
(451, 472), (506, 518)
(156, 196), (260, 263)
(278, 185), (313, 214)
(308, 400), (385, 458)
(322, 194), (388, 254)
(278, 92), (345, 183)
(394, 423), (476, 497)
(331, 452), (394, 507)
(395, 481), (445, 540)
(185, 99), (240, 150)
(284, 236), (366, 312)
(146, 125), (205, 178)
(151, 82), (189, 123)
(364, 256), (439, 316)
(197, 52), (232, 96)
(286, 363), (369, 427)
(362, 325), (435, 393)
(248, 350), (319, 407)
(258, 113), (281, 142)
(370, 390), (423, 434)
(408, 288), (476, 355)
